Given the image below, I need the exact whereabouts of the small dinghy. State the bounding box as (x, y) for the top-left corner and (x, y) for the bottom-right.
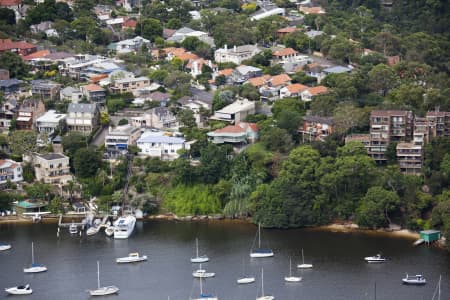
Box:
(364, 254), (387, 263)
(116, 252), (147, 264)
(0, 242), (11, 251)
(5, 284), (32, 295)
(104, 226), (114, 237)
(402, 274), (426, 285)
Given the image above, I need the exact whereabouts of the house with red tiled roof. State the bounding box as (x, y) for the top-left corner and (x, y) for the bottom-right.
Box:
(163, 47), (198, 61)
(0, 158), (23, 185)
(268, 74), (291, 87)
(247, 75), (271, 88)
(0, 0), (21, 8)
(207, 122), (258, 144)
(80, 84), (106, 104)
(0, 39), (37, 56)
(279, 83), (308, 98)
(300, 85), (328, 102)
(122, 18), (137, 30)
(22, 50), (50, 61)
(272, 48), (300, 63)
(276, 27), (301, 39)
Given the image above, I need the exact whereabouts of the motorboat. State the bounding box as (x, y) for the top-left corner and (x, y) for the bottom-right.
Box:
(250, 223), (274, 258)
(402, 274), (426, 285)
(193, 264), (215, 278)
(191, 238), (209, 263)
(69, 223), (78, 235)
(284, 258), (302, 282)
(256, 268), (274, 300)
(297, 248), (313, 269)
(24, 242), (47, 273)
(237, 277), (255, 284)
(364, 254), (387, 263)
(190, 276), (218, 300)
(5, 284), (32, 295)
(113, 215), (136, 239)
(86, 225), (100, 236)
(88, 261), (119, 296)
(105, 226), (114, 237)
(0, 242), (11, 251)
(116, 252), (147, 263)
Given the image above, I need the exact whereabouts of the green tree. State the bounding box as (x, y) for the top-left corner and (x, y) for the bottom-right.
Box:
(136, 18), (163, 42)
(62, 132), (87, 158)
(8, 131), (38, 157)
(260, 127), (293, 153)
(356, 186), (401, 228)
(368, 64), (398, 96)
(73, 148), (102, 178)
(177, 109), (196, 129)
(0, 8), (15, 25)
(0, 51), (29, 78)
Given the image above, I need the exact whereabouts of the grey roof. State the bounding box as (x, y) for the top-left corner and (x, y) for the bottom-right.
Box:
(175, 27), (196, 34)
(149, 91), (171, 102)
(0, 79), (22, 88)
(152, 106), (172, 117)
(68, 103), (97, 113)
(190, 88), (213, 104)
(36, 153), (67, 160)
(235, 65), (262, 75)
(61, 86), (80, 96)
(44, 52), (75, 60)
(323, 66), (352, 74)
(303, 115), (334, 125)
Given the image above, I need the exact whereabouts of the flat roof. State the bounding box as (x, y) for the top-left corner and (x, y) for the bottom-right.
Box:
(36, 110), (66, 123)
(216, 99), (255, 114)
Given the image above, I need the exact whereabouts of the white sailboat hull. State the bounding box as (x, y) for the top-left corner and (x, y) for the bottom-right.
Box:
(364, 257), (386, 263)
(237, 277), (255, 284)
(191, 297), (218, 300)
(89, 286), (119, 296)
(192, 272), (215, 278)
(116, 255), (147, 263)
(191, 256), (209, 263)
(297, 263), (313, 269)
(87, 226), (100, 236)
(284, 276), (302, 282)
(24, 266), (47, 273)
(0, 244), (11, 251)
(5, 285), (32, 295)
(250, 252), (274, 258)
(256, 296), (274, 300)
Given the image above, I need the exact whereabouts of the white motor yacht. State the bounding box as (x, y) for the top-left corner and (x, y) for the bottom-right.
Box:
(0, 242), (11, 251)
(402, 274), (426, 285)
(5, 284), (32, 295)
(364, 254), (387, 263)
(116, 252), (147, 263)
(113, 215), (136, 239)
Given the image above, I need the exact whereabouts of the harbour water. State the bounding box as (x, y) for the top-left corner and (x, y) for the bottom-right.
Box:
(0, 220), (449, 299)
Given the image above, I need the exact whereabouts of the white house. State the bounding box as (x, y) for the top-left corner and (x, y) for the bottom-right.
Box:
(36, 110), (66, 134)
(105, 124), (141, 153)
(214, 44), (261, 65)
(211, 99), (256, 123)
(136, 132), (190, 160)
(0, 159), (23, 185)
(113, 36), (151, 55)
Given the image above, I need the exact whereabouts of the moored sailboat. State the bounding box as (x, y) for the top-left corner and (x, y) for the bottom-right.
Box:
(23, 242), (47, 273)
(297, 248), (313, 269)
(88, 261), (119, 296)
(250, 223), (273, 258)
(284, 257), (302, 282)
(256, 268), (274, 300)
(191, 238), (209, 263)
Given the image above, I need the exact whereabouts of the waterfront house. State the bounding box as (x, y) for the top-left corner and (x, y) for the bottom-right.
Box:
(215, 45), (261, 65)
(33, 152), (72, 185)
(207, 122), (258, 144)
(210, 99), (256, 123)
(0, 159), (23, 185)
(105, 124), (141, 154)
(136, 131), (190, 160)
(36, 110), (66, 134)
(66, 103), (99, 135)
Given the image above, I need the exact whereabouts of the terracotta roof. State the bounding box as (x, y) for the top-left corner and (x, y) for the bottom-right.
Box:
(22, 50), (50, 61)
(273, 48), (298, 57)
(285, 83), (308, 93)
(248, 75), (270, 87)
(122, 19), (137, 28)
(213, 125), (246, 134)
(269, 74), (291, 86)
(299, 6), (326, 15)
(277, 27), (299, 34)
(177, 52), (198, 61)
(218, 68), (234, 77)
(244, 122), (258, 132)
(0, 39), (36, 51)
(0, 0), (21, 6)
(186, 58), (216, 69)
(82, 84), (105, 92)
(305, 86), (328, 96)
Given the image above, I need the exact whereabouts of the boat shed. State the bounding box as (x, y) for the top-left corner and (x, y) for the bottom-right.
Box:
(419, 230), (441, 243)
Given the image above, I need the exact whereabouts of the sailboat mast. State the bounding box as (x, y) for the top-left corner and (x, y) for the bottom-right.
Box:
(199, 276), (203, 295)
(97, 261), (100, 289)
(438, 275), (441, 300)
(258, 223), (261, 248)
(196, 238), (199, 257)
(31, 242), (34, 264)
(289, 258), (292, 276)
(261, 268), (264, 296)
(302, 248), (305, 264)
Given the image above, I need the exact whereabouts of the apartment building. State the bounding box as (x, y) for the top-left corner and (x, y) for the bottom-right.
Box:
(368, 110), (413, 163)
(210, 99), (256, 124)
(110, 76), (150, 94)
(33, 153), (72, 185)
(66, 103), (99, 134)
(426, 111), (450, 138)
